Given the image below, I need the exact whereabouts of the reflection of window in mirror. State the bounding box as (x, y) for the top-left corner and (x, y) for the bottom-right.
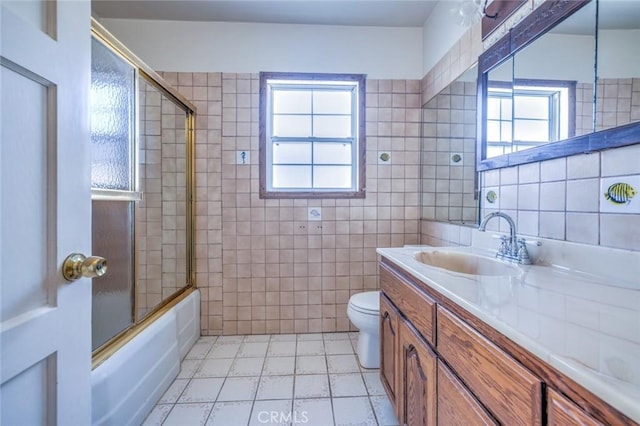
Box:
(485, 56), (513, 159)
(487, 80), (576, 155)
(512, 0), (596, 140)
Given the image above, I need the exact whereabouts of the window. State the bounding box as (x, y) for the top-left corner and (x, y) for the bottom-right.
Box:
(487, 79), (575, 157)
(259, 72), (366, 198)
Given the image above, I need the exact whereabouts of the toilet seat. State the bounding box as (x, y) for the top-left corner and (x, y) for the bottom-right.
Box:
(348, 291), (379, 315)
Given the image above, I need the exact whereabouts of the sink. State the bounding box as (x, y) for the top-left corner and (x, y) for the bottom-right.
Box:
(414, 250), (521, 277)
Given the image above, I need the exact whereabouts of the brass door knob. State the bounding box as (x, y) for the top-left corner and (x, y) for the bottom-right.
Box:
(62, 253), (108, 282)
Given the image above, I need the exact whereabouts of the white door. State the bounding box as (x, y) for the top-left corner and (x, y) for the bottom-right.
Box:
(1, 1), (93, 424)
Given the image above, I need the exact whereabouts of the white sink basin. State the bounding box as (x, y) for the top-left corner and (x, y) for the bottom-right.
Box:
(414, 250), (520, 277)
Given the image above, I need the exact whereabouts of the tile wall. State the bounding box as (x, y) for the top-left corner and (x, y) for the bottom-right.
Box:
(161, 72), (421, 336)
(575, 78), (640, 137)
(422, 155), (640, 253)
(137, 77), (189, 318)
(420, 2), (640, 253)
(596, 78), (640, 130)
(575, 82), (595, 137)
(421, 80), (478, 224)
(479, 145), (640, 250)
(421, 24), (483, 104)
(150, 1), (639, 337)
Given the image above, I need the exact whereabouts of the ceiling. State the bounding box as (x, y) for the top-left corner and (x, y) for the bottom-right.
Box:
(92, 0), (440, 27)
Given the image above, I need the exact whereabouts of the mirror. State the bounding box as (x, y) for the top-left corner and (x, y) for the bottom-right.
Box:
(486, 56), (514, 158)
(507, 1), (596, 154)
(477, 0), (640, 171)
(596, 0), (640, 132)
(421, 64), (479, 225)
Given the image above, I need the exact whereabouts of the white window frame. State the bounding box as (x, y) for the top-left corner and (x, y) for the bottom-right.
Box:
(259, 72), (366, 199)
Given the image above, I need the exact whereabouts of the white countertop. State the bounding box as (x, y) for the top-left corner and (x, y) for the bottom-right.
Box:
(377, 243), (640, 423)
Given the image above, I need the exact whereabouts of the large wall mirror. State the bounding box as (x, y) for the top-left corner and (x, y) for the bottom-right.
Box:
(477, 0), (640, 171)
(421, 64), (479, 225)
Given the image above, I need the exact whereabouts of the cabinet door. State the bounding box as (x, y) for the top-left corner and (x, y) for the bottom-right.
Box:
(548, 389), (604, 426)
(399, 319), (437, 426)
(437, 307), (542, 425)
(438, 360), (498, 426)
(380, 293), (399, 411)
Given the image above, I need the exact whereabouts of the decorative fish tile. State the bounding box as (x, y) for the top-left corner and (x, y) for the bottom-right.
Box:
(600, 176), (640, 213)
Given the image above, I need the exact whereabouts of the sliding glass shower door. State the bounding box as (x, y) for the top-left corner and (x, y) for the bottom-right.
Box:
(90, 36), (137, 350)
(90, 22), (195, 357)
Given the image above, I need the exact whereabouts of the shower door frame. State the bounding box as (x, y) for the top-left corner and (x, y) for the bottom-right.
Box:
(90, 18), (197, 368)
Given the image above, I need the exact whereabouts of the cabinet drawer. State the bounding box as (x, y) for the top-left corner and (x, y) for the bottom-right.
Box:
(437, 306), (542, 425)
(380, 263), (435, 345)
(438, 360), (498, 426)
(548, 389), (604, 426)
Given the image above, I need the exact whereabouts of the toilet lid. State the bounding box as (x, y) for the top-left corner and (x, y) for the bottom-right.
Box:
(349, 291), (379, 314)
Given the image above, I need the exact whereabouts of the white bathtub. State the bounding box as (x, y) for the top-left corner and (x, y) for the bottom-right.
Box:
(91, 290), (200, 426)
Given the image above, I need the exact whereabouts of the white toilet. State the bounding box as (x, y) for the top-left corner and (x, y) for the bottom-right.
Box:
(347, 291), (380, 369)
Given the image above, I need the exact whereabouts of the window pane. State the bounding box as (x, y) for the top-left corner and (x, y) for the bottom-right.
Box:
(313, 115), (351, 138)
(313, 166), (352, 188)
(90, 37), (135, 190)
(314, 142), (351, 164)
(501, 98), (512, 120)
(273, 165), (311, 188)
(514, 119), (549, 142)
(487, 120), (501, 142)
(487, 97), (502, 120)
(273, 142), (312, 164)
(273, 115), (311, 137)
(313, 90), (352, 114)
(91, 200), (134, 350)
(501, 121), (513, 142)
(487, 146), (507, 157)
(514, 96), (549, 120)
(273, 90), (311, 114)
(514, 143), (538, 152)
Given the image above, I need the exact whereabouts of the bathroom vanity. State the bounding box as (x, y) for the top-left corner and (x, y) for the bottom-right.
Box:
(377, 243), (640, 425)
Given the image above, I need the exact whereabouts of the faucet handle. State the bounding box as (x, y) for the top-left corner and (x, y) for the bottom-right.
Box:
(516, 238), (532, 265)
(497, 235), (509, 256)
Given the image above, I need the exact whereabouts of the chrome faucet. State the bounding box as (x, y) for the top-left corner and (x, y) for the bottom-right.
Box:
(478, 212), (531, 264)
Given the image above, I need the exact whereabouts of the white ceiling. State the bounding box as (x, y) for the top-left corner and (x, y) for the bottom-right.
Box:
(92, 0), (440, 27)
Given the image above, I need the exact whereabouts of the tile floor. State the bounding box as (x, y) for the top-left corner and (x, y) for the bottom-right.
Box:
(143, 332), (400, 426)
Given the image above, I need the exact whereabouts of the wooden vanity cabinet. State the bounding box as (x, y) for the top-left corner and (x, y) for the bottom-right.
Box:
(380, 263), (435, 345)
(398, 318), (437, 426)
(378, 259), (626, 426)
(437, 360), (497, 426)
(437, 306), (542, 425)
(381, 266), (507, 425)
(379, 294), (399, 413)
(547, 389), (604, 426)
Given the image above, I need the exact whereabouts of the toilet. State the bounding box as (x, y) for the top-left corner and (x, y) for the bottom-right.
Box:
(347, 291), (380, 369)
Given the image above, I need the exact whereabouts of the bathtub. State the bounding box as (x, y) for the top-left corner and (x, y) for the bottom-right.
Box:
(91, 290), (200, 426)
